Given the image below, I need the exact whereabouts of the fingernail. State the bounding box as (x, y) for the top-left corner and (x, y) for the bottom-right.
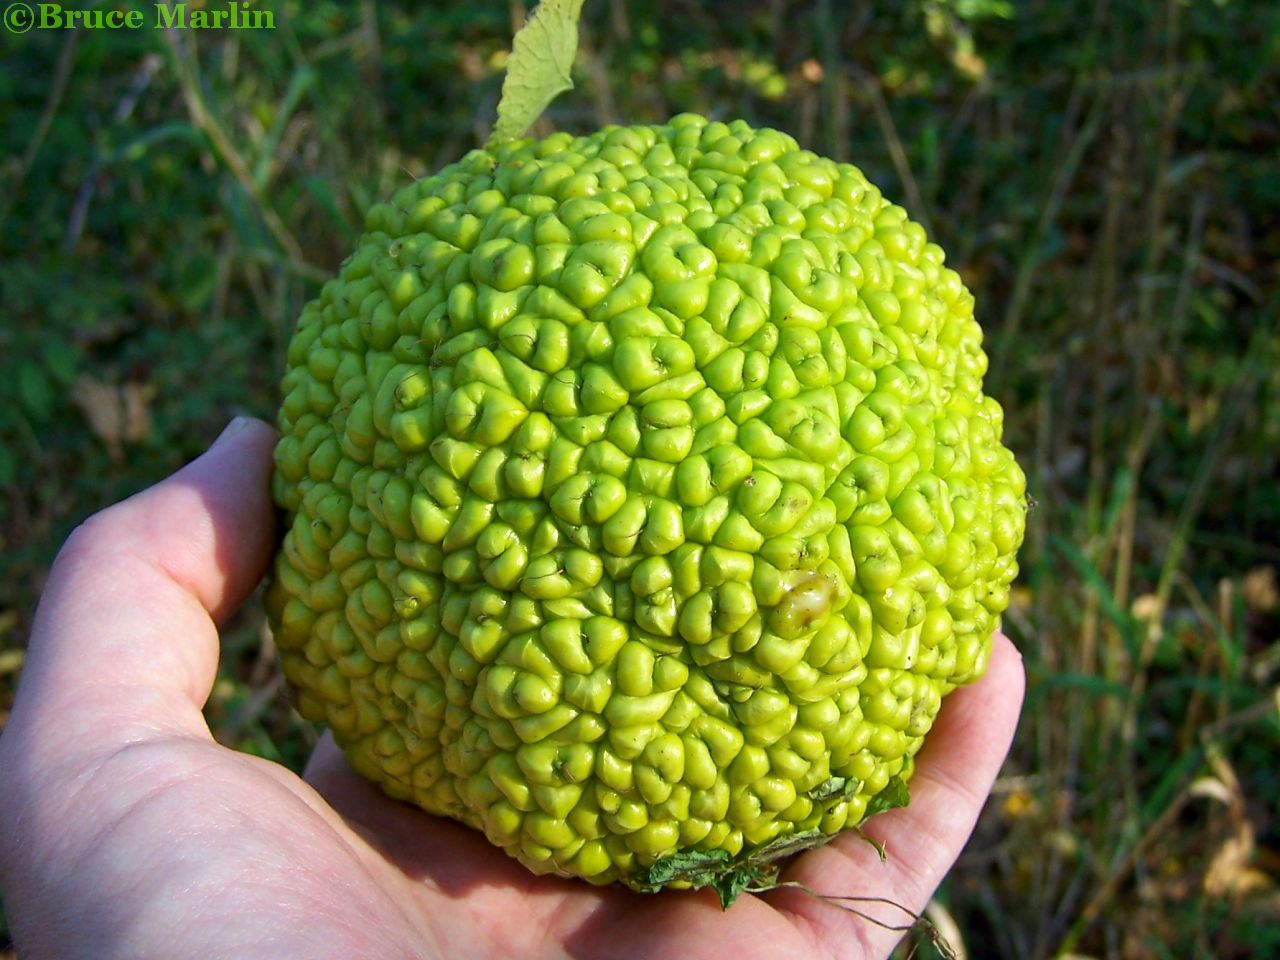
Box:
(213, 416), (252, 447)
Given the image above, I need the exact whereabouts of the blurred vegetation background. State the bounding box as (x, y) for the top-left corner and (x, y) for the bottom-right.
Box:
(2, 0), (1278, 956)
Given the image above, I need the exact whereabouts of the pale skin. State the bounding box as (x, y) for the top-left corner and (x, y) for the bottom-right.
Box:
(0, 417), (1025, 960)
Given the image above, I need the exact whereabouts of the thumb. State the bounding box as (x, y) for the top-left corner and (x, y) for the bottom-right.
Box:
(10, 417), (278, 742)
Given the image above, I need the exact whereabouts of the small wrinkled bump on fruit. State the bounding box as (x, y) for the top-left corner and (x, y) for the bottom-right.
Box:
(267, 114), (1027, 892)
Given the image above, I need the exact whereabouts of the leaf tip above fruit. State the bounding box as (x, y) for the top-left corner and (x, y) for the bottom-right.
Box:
(487, 0), (588, 149)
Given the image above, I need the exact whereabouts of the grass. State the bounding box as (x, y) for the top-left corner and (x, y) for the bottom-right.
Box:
(2, 1), (1278, 957)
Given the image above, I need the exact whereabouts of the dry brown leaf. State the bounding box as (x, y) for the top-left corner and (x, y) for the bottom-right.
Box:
(1204, 826), (1273, 898)
(923, 899), (967, 960)
(1000, 786), (1038, 820)
(1046, 828), (1081, 859)
(1189, 775), (1236, 806)
(70, 376), (156, 461)
(952, 49), (987, 81)
(0, 648), (24, 677)
(1243, 566), (1278, 613)
(1193, 753), (1277, 900)
(800, 58), (824, 84)
(1131, 593), (1163, 622)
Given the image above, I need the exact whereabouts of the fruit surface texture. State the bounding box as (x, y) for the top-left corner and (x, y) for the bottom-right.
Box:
(267, 114), (1027, 891)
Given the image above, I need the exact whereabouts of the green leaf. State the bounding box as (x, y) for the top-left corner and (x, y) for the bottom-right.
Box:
(807, 776), (860, 802)
(0, 443), (15, 488)
(632, 849), (766, 908)
(114, 122), (204, 163)
(743, 828), (826, 865)
(253, 67), (318, 191)
(16, 363), (55, 424)
(633, 849), (732, 891)
(864, 775), (911, 819)
(301, 176), (352, 235)
(1049, 534), (1139, 649)
(487, 0), (587, 147)
(712, 869), (755, 909)
(634, 829), (834, 909)
(41, 342), (79, 386)
(1030, 670), (1131, 700)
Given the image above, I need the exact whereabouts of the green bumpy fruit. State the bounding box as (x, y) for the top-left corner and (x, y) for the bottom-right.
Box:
(267, 113), (1027, 892)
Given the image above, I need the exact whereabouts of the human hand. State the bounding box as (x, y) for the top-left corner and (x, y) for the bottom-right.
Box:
(0, 417), (1025, 960)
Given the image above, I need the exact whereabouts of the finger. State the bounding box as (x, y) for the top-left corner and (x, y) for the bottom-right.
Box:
(302, 733), (547, 892)
(303, 734), (422, 839)
(12, 417), (278, 743)
(770, 632), (1025, 955)
(302, 732), (373, 814)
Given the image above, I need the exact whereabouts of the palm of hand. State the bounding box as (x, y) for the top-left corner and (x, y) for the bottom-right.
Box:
(0, 420), (1023, 960)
